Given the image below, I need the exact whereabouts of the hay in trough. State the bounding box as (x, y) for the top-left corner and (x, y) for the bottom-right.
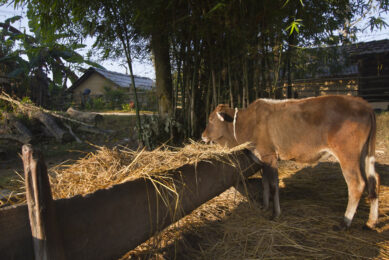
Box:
(49, 141), (250, 199)
(0, 141), (250, 206)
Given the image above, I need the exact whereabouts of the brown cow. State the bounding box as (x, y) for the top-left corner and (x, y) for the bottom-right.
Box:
(202, 95), (379, 229)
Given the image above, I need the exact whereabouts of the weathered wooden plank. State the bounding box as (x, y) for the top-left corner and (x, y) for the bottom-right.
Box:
(0, 204), (33, 259)
(22, 144), (65, 260)
(54, 151), (260, 260)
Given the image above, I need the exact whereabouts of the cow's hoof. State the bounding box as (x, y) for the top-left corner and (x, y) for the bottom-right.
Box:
(362, 224), (376, 231)
(332, 222), (349, 231)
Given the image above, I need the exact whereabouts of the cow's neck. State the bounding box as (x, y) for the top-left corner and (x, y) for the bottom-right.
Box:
(232, 106), (254, 145)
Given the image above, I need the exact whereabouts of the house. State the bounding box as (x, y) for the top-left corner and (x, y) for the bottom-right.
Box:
(288, 39), (389, 110)
(345, 40), (389, 107)
(68, 67), (155, 105)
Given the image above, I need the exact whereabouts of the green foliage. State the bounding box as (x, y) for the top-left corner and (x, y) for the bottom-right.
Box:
(103, 86), (126, 109)
(286, 19), (304, 35)
(0, 14), (103, 108)
(0, 100), (12, 114)
(367, 16), (388, 31)
(84, 101), (92, 110)
(20, 96), (33, 105)
(121, 102), (135, 112)
(92, 97), (105, 110)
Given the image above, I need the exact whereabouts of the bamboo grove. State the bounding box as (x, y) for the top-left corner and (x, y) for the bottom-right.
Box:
(2, 0), (389, 140)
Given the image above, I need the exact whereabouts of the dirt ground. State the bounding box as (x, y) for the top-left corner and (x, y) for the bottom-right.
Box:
(123, 113), (389, 259)
(1, 113), (388, 258)
(124, 150), (389, 259)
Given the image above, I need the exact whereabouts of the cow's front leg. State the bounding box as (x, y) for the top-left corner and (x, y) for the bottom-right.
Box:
(261, 170), (270, 211)
(262, 158), (281, 220)
(268, 165), (281, 219)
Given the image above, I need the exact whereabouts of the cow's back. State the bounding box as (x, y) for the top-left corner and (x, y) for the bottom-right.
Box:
(253, 96), (373, 162)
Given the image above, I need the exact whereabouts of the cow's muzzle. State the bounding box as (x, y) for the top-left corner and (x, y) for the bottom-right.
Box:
(201, 134), (210, 143)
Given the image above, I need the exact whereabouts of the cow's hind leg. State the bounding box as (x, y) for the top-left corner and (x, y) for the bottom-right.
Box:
(364, 156), (380, 229)
(337, 159), (365, 230)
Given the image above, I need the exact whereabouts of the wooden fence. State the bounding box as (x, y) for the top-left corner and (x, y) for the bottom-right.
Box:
(279, 75), (389, 103)
(0, 145), (260, 260)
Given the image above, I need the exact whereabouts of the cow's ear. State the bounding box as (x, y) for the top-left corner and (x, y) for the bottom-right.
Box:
(216, 112), (225, 121)
(217, 112), (233, 122)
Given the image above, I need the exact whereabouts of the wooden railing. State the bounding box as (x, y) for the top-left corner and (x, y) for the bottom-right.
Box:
(0, 146), (260, 260)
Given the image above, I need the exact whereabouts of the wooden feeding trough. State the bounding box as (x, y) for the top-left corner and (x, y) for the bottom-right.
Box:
(0, 145), (260, 259)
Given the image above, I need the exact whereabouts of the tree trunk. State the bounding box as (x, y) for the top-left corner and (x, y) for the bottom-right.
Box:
(228, 60), (234, 107)
(211, 66), (217, 110)
(182, 58), (187, 137)
(151, 31), (173, 117)
(174, 59), (182, 116)
(190, 60), (199, 137)
(205, 76), (212, 122)
(4, 113), (33, 143)
(66, 107), (103, 125)
(253, 58), (260, 99)
(287, 56), (292, 98)
(286, 36), (295, 99)
(273, 42), (283, 99)
(260, 37), (267, 98)
(0, 134), (31, 144)
(29, 110), (72, 143)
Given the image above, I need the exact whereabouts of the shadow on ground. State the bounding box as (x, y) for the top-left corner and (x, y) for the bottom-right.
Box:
(125, 161), (389, 259)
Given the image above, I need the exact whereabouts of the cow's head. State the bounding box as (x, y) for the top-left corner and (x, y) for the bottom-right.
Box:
(202, 104), (237, 147)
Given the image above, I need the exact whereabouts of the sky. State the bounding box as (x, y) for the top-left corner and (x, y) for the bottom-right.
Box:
(1, 3), (389, 81)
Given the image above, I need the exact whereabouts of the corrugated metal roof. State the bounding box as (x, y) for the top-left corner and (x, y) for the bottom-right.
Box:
(92, 67), (154, 89)
(314, 64), (358, 77)
(344, 39), (389, 56)
(294, 39), (389, 79)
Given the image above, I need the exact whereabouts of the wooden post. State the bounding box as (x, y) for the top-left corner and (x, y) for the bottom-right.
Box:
(22, 144), (65, 260)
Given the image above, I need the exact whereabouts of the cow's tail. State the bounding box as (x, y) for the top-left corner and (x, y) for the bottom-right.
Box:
(361, 111), (380, 200)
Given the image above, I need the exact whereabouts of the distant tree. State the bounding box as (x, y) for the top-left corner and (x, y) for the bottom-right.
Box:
(7, 0), (149, 144)
(0, 15), (101, 107)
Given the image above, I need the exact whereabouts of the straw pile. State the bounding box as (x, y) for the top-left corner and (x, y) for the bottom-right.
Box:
(49, 141), (250, 199)
(124, 161), (389, 259)
(0, 141), (250, 206)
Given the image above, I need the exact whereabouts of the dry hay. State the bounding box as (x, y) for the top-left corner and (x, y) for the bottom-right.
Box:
(123, 161), (389, 260)
(49, 141), (250, 199)
(2, 141), (250, 205)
